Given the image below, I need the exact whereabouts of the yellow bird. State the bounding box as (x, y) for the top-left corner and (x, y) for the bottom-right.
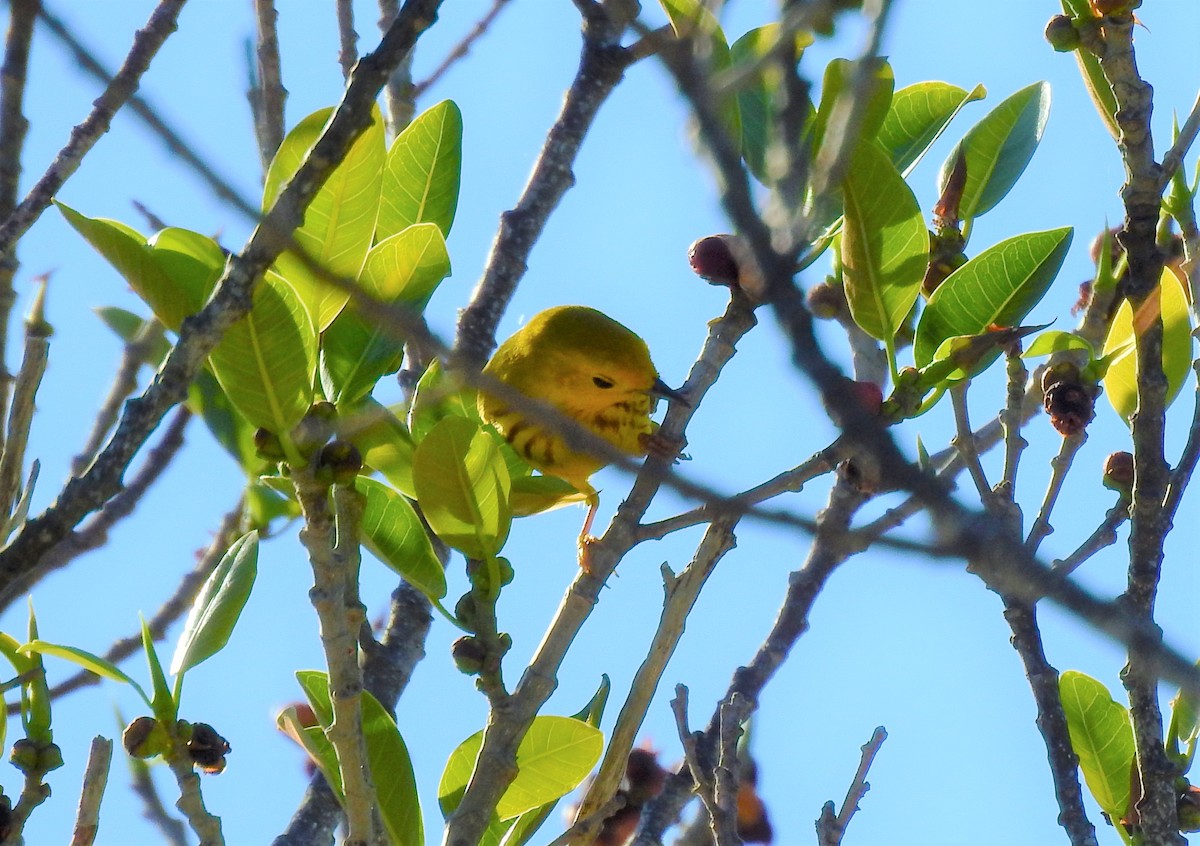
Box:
(478, 305), (687, 555)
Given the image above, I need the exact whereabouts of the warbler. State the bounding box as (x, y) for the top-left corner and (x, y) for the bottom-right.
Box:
(478, 305), (687, 553)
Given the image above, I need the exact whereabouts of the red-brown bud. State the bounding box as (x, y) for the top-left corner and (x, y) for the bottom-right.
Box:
(1102, 451), (1134, 495)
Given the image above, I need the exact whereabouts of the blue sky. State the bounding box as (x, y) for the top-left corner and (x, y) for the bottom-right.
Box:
(3, 1), (1200, 844)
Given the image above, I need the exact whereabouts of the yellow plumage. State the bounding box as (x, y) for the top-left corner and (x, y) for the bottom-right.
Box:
(478, 305), (685, 548)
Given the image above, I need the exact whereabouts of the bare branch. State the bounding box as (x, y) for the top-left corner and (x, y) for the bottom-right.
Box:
(0, 0), (39, 448)
(249, 0), (287, 171)
(336, 0), (359, 80)
(69, 736), (113, 846)
(815, 726), (887, 846)
(129, 758), (188, 846)
(1025, 431), (1086, 555)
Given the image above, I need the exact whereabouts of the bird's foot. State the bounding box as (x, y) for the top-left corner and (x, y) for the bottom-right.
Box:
(577, 533), (599, 573)
(640, 431), (686, 463)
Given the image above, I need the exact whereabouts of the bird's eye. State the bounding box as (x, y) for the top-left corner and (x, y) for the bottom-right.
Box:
(592, 376), (614, 389)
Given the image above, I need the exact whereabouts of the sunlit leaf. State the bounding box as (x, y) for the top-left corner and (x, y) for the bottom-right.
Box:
(409, 360), (477, 441)
(1060, 670), (1134, 828)
(291, 671), (424, 845)
(20, 640), (145, 697)
(170, 532), (259, 676)
(378, 100), (463, 240)
(1102, 266), (1194, 424)
(938, 82), (1050, 227)
(914, 227), (1073, 367)
(58, 203), (222, 331)
(809, 58), (894, 166)
(357, 477), (446, 601)
(265, 106), (386, 329)
(320, 224), (451, 405)
(1023, 330), (1094, 359)
(208, 271), (317, 434)
(840, 141), (927, 343)
(141, 618), (175, 721)
(439, 716), (603, 821)
(878, 81), (986, 175)
(412, 417), (511, 559)
(342, 398), (416, 496)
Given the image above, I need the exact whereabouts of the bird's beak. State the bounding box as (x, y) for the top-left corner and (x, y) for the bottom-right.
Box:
(650, 378), (691, 408)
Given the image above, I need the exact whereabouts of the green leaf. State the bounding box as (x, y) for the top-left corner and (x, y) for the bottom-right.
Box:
(169, 532), (259, 677)
(439, 716), (604, 821)
(840, 141), (927, 344)
(292, 671), (424, 846)
(1061, 0), (1119, 140)
(409, 360), (477, 441)
(356, 477), (446, 601)
(729, 25), (814, 183)
(1102, 267), (1194, 424)
(20, 640), (149, 707)
(938, 82), (1050, 227)
(1023, 330), (1095, 359)
(510, 475), (588, 518)
(342, 398), (416, 496)
(1059, 670), (1134, 828)
(809, 58), (895, 164)
(412, 417), (511, 559)
(141, 618), (176, 721)
(320, 224), (451, 405)
(265, 106), (386, 330)
(914, 227), (1073, 367)
(58, 203), (222, 331)
(378, 100), (463, 240)
(208, 271), (317, 435)
(878, 82), (986, 175)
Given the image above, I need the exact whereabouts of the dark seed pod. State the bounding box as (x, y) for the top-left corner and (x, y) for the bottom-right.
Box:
(122, 716), (169, 759)
(186, 722), (231, 774)
(1042, 363), (1098, 436)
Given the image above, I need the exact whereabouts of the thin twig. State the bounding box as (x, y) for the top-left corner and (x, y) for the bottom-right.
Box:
(1161, 89), (1200, 188)
(1025, 431), (1086, 555)
(1052, 498), (1130, 577)
(336, 0), (358, 80)
(671, 686), (739, 846)
(0, 0), (39, 453)
(950, 383), (991, 500)
(1000, 345), (1029, 495)
(569, 519), (738, 842)
(815, 726), (887, 846)
(249, 0), (287, 171)
(0, 274), (48, 522)
(375, 0), (415, 135)
(411, 0), (510, 99)
(1164, 360), (1200, 525)
(1002, 598), (1099, 846)
(0, 0), (187, 260)
(69, 736), (113, 846)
